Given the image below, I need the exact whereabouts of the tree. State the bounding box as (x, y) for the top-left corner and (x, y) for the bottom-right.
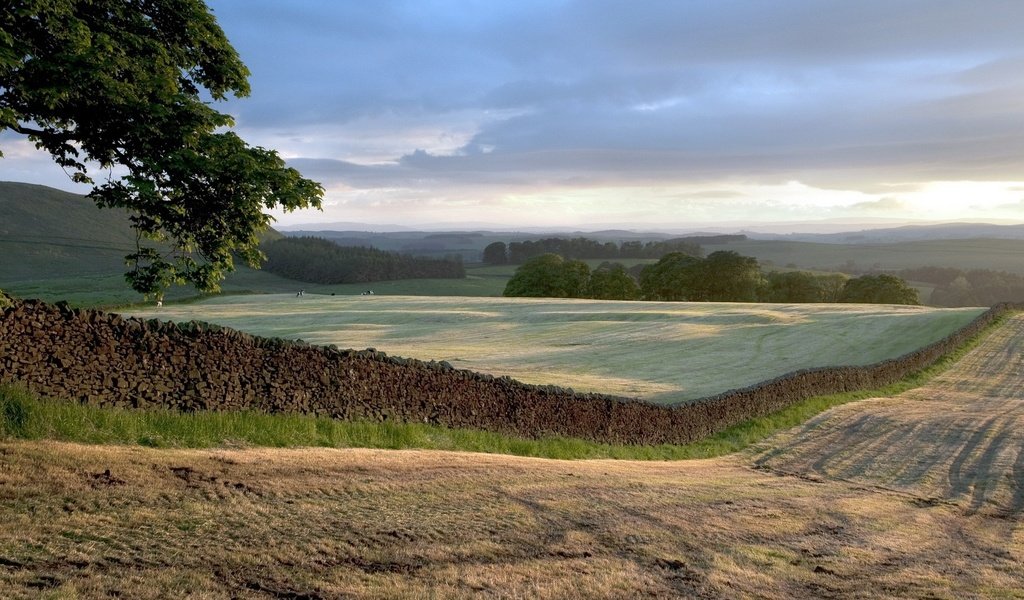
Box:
(561, 259), (591, 298)
(639, 252), (703, 301)
(0, 0), (323, 296)
(503, 253), (590, 298)
(839, 274), (920, 305)
(586, 262), (640, 300)
(698, 251), (763, 302)
(930, 275), (977, 307)
(816, 273), (849, 303)
(482, 241), (508, 265)
(763, 271), (848, 303)
(763, 271), (825, 303)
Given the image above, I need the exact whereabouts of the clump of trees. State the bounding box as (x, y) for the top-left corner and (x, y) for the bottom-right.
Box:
(0, 289), (11, 309)
(262, 237), (464, 284)
(640, 251), (763, 302)
(482, 236), (706, 265)
(504, 250), (920, 305)
(503, 254), (592, 298)
(762, 271), (849, 303)
(901, 266), (1024, 307)
(587, 263), (641, 300)
(503, 255), (641, 299)
(483, 242), (511, 265)
(838, 274), (920, 305)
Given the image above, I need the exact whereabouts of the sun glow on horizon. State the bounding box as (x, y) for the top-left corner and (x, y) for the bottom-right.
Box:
(260, 178), (1024, 229)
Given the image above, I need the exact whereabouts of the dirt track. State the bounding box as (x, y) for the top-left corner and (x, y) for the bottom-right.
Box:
(1, 317), (1023, 598)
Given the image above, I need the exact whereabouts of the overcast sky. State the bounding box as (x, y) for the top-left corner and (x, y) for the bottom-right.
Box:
(5, 0), (1024, 230)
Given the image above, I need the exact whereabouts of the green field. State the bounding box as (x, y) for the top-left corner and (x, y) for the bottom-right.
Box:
(129, 296), (983, 404)
(1, 265), (511, 308)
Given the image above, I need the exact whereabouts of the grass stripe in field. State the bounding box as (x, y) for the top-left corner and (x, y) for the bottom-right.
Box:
(129, 295), (985, 404)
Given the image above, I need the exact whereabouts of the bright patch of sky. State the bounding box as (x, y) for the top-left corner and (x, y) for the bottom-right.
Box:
(4, 1), (1024, 231)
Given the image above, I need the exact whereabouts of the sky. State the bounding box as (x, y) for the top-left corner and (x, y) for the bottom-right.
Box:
(4, 0), (1024, 231)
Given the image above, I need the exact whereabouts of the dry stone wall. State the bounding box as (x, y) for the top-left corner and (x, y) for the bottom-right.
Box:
(0, 299), (1015, 445)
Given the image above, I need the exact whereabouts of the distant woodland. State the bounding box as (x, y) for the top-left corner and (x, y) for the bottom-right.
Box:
(900, 266), (1024, 307)
(261, 237), (465, 284)
(481, 236), (745, 264)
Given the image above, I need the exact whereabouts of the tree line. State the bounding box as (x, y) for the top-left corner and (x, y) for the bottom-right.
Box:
(261, 237), (465, 284)
(504, 251), (920, 305)
(482, 236), (734, 265)
(900, 266), (1024, 307)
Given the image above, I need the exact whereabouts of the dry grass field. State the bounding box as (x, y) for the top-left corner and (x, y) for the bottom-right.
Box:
(1, 317), (1023, 597)
(129, 296), (983, 403)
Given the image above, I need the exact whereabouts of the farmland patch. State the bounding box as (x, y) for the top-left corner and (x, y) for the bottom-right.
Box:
(132, 295), (984, 402)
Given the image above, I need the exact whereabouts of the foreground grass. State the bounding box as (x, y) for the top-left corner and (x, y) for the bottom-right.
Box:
(0, 311), (1004, 460)
(0, 386), (686, 460)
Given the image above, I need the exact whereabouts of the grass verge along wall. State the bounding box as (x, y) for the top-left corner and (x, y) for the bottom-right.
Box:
(0, 299), (1015, 445)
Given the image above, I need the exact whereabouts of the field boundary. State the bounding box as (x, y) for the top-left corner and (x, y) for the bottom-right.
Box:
(0, 298), (1017, 445)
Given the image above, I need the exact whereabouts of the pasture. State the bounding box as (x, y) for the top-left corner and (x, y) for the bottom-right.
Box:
(0, 263), (516, 308)
(129, 296), (983, 403)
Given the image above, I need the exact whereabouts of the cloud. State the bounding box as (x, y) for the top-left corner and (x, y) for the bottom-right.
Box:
(11, 1), (1024, 228)
(995, 199), (1024, 211)
(848, 197), (907, 212)
(203, 1), (1024, 199)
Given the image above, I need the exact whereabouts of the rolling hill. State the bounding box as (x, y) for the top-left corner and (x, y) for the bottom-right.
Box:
(0, 181), (138, 281)
(748, 221), (1024, 244)
(0, 181), (293, 305)
(716, 237), (1024, 276)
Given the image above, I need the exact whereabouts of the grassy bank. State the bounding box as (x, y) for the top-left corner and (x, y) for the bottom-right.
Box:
(0, 310), (1005, 460)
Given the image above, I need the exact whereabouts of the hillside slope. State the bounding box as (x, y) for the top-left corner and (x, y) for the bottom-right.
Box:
(0, 181), (137, 281)
(718, 237), (1024, 276)
(0, 181), (288, 305)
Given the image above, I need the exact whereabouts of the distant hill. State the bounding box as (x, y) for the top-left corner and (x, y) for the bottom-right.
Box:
(0, 181), (287, 305)
(747, 222), (1024, 244)
(0, 181), (138, 282)
(716, 238), (1024, 277)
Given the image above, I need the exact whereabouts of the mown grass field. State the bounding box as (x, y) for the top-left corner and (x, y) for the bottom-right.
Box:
(129, 296), (984, 403)
(1, 316), (1021, 598)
